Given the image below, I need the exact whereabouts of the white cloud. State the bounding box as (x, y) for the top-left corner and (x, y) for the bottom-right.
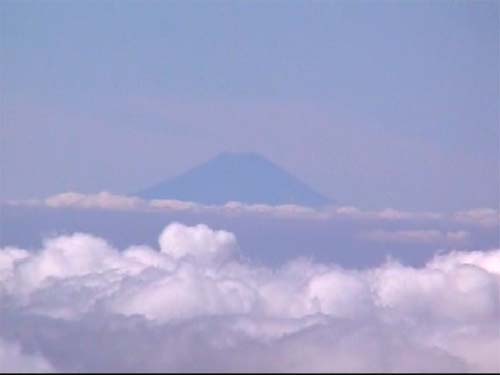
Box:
(10, 191), (498, 228)
(44, 191), (146, 211)
(8, 192), (324, 219)
(0, 222), (499, 372)
(158, 222), (237, 265)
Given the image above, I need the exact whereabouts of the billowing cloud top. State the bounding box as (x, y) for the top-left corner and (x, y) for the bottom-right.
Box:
(0, 222), (499, 372)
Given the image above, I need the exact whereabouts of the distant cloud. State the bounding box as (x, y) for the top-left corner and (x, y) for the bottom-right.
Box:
(8, 192), (320, 219)
(44, 191), (146, 211)
(7, 192), (498, 228)
(0, 222), (499, 371)
(334, 206), (443, 221)
(362, 229), (470, 245)
(453, 208), (500, 228)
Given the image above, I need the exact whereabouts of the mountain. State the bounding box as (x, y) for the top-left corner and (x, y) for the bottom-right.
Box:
(137, 152), (331, 207)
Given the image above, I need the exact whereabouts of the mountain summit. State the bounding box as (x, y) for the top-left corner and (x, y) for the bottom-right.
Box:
(137, 152), (331, 206)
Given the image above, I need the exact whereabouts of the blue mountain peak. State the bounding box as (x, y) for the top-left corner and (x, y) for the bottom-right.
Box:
(137, 152), (331, 207)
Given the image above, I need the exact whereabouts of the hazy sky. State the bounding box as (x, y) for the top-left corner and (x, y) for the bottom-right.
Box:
(1, 0), (498, 211)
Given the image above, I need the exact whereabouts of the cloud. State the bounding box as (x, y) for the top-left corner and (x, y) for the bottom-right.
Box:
(362, 229), (470, 245)
(0, 223), (499, 372)
(0, 338), (54, 373)
(453, 208), (500, 228)
(158, 222), (237, 265)
(334, 206), (443, 221)
(44, 191), (147, 211)
(8, 191), (498, 227)
(6, 191), (499, 234)
(7, 192), (322, 219)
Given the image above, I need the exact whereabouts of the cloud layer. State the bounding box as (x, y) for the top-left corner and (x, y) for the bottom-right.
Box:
(1, 222), (499, 372)
(7, 191), (500, 227)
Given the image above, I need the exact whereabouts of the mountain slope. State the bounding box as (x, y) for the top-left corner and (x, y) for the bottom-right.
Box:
(137, 152), (331, 207)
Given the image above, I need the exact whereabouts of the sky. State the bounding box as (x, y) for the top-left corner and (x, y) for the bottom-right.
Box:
(1, 0), (498, 211)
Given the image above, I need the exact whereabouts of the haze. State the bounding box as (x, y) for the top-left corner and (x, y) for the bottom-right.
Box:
(1, 0), (498, 210)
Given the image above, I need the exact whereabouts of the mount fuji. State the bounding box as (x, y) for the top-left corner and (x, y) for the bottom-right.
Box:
(137, 152), (331, 207)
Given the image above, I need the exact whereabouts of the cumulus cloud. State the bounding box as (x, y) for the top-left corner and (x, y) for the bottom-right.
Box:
(158, 223), (237, 265)
(0, 222), (499, 372)
(362, 229), (470, 245)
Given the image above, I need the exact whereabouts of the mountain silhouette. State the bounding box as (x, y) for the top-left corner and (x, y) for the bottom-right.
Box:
(137, 152), (331, 207)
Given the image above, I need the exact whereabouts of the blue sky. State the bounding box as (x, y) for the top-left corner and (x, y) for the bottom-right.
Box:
(1, 0), (498, 211)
